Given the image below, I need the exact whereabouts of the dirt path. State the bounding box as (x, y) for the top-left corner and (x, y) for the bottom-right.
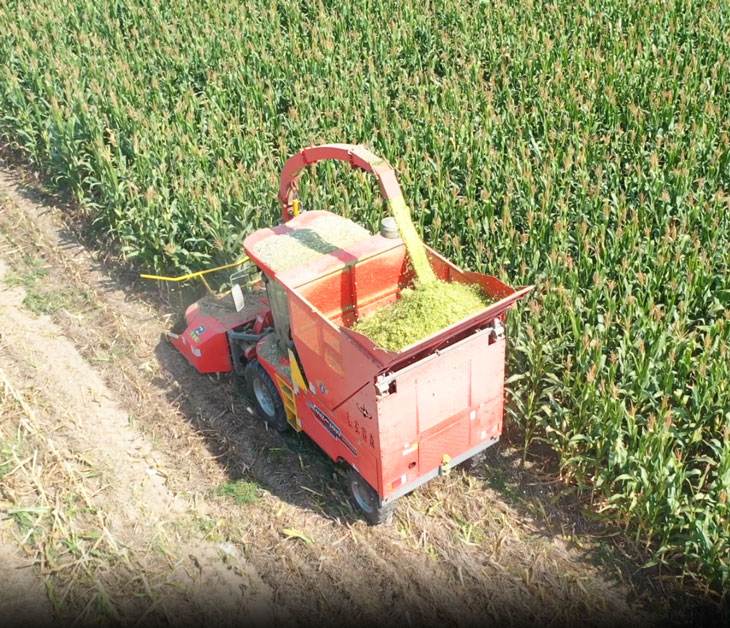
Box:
(0, 158), (671, 627)
(0, 256), (278, 625)
(0, 542), (55, 626)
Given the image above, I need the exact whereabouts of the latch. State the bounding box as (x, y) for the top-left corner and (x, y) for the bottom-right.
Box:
(375, 373), (396, 398)
(440, 454), (451, 476)
(489, 317), (505, 341)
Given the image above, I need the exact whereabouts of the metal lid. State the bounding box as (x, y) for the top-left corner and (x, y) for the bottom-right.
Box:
(380, 216), (399, 239)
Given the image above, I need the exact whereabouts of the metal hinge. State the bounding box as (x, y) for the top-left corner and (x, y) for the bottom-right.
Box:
(375, 373), (395, 398)
(490, 317), (505, 341)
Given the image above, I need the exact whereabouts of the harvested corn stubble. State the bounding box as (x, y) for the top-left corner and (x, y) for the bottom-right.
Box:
(253, 215), (370, 271)
(352, 280), (491, 351)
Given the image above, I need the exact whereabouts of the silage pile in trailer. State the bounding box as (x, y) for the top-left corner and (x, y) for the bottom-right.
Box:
(352, 280), (490, 351)
(253, 215), (370, 271)
(254, 198), (492, 352)
(353, 195), (491, 352)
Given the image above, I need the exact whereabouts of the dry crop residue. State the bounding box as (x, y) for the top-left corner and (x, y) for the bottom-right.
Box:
(0, 257), (278, 627)
(0, 159), (667, 627)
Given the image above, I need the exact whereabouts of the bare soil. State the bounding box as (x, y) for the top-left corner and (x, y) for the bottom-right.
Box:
(0, 157), (697, 628)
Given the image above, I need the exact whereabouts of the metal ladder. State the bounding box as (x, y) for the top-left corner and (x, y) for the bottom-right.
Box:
(275, 374), (301, 431)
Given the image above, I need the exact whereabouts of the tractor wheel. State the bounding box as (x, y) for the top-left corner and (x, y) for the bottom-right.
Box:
(244, 360), (289, 433)
(347, 468), (394, 525)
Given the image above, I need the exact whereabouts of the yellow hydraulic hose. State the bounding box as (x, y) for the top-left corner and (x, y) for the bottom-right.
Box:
(140, 257), (249, 294)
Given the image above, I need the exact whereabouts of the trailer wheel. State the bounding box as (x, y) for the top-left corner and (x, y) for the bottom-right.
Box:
(347, 468), (394, 525)
(244, 360), (289, 433)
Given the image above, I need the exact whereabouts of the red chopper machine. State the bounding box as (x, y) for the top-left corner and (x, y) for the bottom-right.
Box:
(149, 144), (532, 523)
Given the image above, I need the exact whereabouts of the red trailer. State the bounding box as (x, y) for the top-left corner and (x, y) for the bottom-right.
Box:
(164, 144), (532, 523)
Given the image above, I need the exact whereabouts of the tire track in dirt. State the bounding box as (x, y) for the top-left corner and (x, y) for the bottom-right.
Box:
(0, 159), (667, 627)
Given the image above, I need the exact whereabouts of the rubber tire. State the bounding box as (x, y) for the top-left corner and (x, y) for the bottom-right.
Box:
(244, 360), (289, 433)
(347, 468), (394, 525)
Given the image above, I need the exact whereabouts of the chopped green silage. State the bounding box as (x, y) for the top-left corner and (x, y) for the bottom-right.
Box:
(389, 196), (437, 284)
(254, 204), (490, 352)
(351, 193), (488, 351)
(352, 280), (491, 351)
(253, 215), (370, 272)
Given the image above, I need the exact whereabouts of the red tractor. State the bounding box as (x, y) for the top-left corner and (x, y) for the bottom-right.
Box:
(161, 144), (532, 523)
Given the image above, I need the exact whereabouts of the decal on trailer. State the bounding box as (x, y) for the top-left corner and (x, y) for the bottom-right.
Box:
(347, 413), (376, 449)
(190, 324), (206, 343)
(307, 401), (358, 457)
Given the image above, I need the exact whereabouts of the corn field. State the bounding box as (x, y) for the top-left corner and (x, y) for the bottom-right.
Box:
(1, 0), (728, 594)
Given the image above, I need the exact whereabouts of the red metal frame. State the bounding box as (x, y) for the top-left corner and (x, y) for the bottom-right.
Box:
(243, 209), (531, 501)
(278, 144), (405, 222)
(169, 293), (269, 374)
